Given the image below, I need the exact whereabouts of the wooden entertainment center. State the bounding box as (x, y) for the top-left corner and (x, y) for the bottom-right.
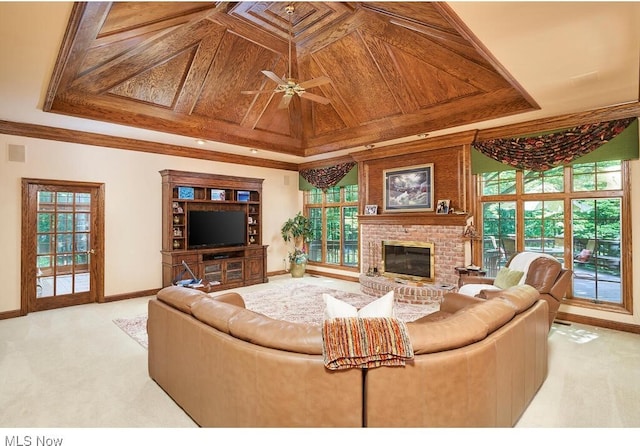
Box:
(160, 170), (268, 290)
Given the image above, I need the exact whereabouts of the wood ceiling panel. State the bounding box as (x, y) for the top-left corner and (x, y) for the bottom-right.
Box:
(99, 2), (217, 37)
(108, 47), (196, 107)
(45, 2), (539, 158)
(192, 31), (282, 124)
(313, 31), (402, 124)
(390, 45), (481, 107)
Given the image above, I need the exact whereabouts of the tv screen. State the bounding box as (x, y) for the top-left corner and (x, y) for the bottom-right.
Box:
(188, 210), (246, 249)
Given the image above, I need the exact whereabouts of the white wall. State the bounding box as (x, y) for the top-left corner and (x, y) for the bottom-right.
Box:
(0, 135), (302, 313)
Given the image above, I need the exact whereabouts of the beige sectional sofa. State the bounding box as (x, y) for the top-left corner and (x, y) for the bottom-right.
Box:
(147, 284), (548, 427)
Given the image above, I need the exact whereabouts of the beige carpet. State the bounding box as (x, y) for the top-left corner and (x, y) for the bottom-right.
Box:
(113, 314), (148, 349)
(114, 283), (438, 348)
(240, 282), (436, 324)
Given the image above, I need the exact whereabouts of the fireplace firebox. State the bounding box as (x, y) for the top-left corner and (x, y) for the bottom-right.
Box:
(382, 240), (434, 282)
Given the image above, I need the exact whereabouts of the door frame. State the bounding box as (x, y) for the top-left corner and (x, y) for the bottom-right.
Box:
(20, 178), (105, 314)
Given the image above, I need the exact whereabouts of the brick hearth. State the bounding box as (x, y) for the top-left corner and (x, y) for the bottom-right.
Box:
(359, 273), (452, 304)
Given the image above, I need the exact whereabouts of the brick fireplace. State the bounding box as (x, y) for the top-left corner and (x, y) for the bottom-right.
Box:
(359, 222), (466, 303)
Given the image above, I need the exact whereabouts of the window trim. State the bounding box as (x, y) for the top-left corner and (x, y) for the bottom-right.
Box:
(476, 161), (632, 314)
(304, 185), (359, 271)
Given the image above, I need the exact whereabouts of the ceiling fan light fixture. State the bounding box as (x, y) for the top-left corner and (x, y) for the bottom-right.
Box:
(240, 4), (331, 109)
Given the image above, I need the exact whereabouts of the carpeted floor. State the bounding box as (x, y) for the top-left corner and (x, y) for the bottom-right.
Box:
(239, 282), (438, 324)
(114, 283), (439, 349)
(113, 315), (148, 349)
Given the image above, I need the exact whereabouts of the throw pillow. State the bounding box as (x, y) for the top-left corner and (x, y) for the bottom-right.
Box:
(323, 290), (394, 320)
(493, 267), (524, 289)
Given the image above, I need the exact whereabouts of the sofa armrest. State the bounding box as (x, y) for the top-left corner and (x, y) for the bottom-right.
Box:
(440, 292), (485, 314)
(548, 269), (572, 301)
(211, 292), (246, 308)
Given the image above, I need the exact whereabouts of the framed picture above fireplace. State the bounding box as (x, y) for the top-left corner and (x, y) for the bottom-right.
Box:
(383, 163), (433, 212)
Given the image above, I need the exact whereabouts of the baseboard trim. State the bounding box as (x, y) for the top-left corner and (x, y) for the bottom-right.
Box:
(304, 269), (359, 283)
(0, 309), (25, 320)
(556, 311), (640, 334)
(102, 288), (161, 303)
(0, 288), (161, 319)
(267, 269), (288, 277)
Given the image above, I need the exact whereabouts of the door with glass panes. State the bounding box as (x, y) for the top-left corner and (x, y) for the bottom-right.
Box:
(22, 179), (104, 312)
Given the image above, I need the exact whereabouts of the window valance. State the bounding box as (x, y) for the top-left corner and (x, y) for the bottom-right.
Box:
(299, 162), (357, 191)
(471, 117), (637, 173)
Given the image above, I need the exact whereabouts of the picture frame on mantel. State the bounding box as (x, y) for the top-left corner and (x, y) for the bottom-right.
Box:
(436, 199), (450, 214)
(383, 163), (434, 212)
(364, 204), (378, 215)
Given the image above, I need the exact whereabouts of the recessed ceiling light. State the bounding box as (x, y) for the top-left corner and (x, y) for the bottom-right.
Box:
(250, 149), (258, 154)
(417, 133), (429, 138)
(196, 139), (206, 145)
(365, 144), (375, 149)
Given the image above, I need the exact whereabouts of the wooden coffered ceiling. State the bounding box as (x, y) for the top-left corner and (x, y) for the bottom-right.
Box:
(44, 1), (539, 160)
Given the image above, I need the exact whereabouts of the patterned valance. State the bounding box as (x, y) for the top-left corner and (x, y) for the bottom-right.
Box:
(473, 118), (635, 171)
(299, 162), (357, 190)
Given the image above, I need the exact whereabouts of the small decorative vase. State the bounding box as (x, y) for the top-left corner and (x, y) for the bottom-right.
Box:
(290, 261), (306, 278)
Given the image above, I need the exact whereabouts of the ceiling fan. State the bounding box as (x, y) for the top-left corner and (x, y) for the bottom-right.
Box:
(241, 5), (331, 109)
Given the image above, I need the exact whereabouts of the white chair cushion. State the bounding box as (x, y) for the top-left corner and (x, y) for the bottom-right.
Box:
(458, 283), (500, 296)
(458, 252), (560, 297)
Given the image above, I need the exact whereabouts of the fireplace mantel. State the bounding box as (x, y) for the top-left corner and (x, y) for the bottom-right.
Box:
(358, 213), (468, 226)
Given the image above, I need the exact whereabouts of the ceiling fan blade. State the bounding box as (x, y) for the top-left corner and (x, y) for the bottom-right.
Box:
(241, 90), (273, 95)
(278, 94), (293, 109)
(261, 70), (286, 86)
(298, 91), (330, 105)
(298, 76), (331, 89)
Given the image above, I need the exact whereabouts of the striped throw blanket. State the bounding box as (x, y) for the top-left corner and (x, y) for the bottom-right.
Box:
(322, 317), (414, 370)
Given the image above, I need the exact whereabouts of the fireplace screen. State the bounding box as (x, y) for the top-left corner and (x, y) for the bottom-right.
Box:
(382, 240), (435, 282)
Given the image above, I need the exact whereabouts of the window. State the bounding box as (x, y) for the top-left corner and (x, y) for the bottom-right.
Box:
(304, 185), (359, 269)
(478, 161), (629, 312)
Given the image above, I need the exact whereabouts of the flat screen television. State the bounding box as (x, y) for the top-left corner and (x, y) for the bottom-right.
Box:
(188, 210), (246, 249)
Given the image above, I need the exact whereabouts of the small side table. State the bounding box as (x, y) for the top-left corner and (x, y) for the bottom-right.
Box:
(454, 267), (487, 288)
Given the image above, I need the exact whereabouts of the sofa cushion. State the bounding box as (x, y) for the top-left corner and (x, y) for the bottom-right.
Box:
(211, 292), (246, 308)
(480, 284), (540, 314)
(457, 297), (516, 334)
(227, 309), (323, 355)
(191, 298), (246, 334)
(407, 310), (489, 354)
(412, 311), (452, 323)
(407, 293), (522, 354)
(157, 285), (208, 315)
(493, 267), (524, 289)
(323, 290), (394, 320)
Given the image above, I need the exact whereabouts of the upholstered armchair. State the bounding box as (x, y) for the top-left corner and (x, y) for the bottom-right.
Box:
(458, 251), (572, 327)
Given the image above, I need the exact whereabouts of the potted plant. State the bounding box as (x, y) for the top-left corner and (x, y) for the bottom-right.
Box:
(281, 212), (313, 278)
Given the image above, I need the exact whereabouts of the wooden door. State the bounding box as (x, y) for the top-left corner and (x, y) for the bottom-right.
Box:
(21, 179), (105, 313)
